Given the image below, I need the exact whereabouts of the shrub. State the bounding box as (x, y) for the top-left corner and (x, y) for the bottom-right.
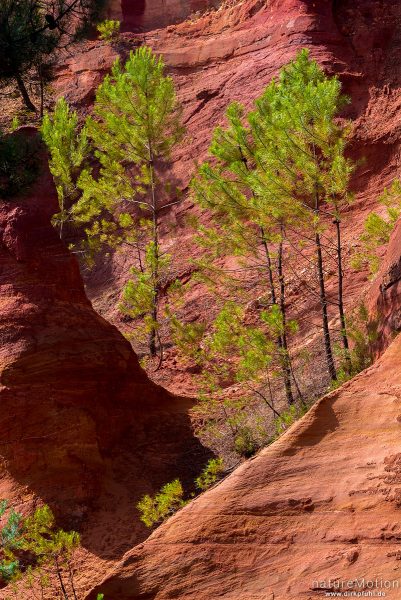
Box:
(97, 20), (120, 42)
(195, 458), (224, 491)
(234, 427), (259, 458)
(352, 179), (401, 276)
(0, 500), (81, 596)
(137, 479), (186, 528)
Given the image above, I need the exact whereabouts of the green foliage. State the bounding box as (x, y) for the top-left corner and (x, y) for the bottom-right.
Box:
(353, 180), (401, 276)
(74, 46), (183, 238)
(72, 46), (184, 360)
(0, 0), (99, 111)
(187, 301), (296, 455)
(170, 316), (206, 364)
(137, 480), (186, 528)
(331, 303), (376, 388)
(198, 302), (298, 387)
(0, 501), (81, 597)
(0, 130), (40, 198)
(234, 427), (259, 458)
(189, 48), (356, 452)
(10, 117), (20, 132)
(195, 458), (224, 491)
(97, 19), (120, 42)
(41, 97), (89, 237)
(248, 48), (353, 218)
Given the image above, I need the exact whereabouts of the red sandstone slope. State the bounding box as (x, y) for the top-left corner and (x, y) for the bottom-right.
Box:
(88, 332), (401, 600)
(0, 130), (209, 597)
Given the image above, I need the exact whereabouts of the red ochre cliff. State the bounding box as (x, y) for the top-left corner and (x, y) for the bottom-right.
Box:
(76, 0), (401, 598)
(0, 130), (209, 597)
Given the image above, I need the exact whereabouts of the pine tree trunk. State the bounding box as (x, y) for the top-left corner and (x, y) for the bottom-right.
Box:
(68, 561), (78, 600)
(315, 229), (337, 380)
(38, 65), (45, 119)
(335, 217), (351, 373)
(260, 227), (277, 305)
(149, 305), (158, 358)
(59, 194), (64, 241)
(15, 72), (36, 112)
(148, 148), (161, 364)
(260, 226), (296, 405)
(55, 557), (69, 600)
(277, 237), (294, 405)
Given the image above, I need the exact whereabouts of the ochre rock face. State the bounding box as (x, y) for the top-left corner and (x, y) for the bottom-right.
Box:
(0, 131), (208, 541)
(121, 0), (221, 32)
(88, 334), (401, 599)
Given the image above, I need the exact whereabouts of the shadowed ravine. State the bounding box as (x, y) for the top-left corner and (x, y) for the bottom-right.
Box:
(0, 132), (210, 575)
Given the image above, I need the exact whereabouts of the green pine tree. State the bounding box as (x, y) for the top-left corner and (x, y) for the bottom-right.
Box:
(0, 501), (81, 599)
(73, 47), (184, 363)
(191, 101), (300, 407)
(248, 48), (355, 381)
(41, 97), (89, 239)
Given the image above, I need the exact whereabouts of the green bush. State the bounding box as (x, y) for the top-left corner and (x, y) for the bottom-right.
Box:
(0, 500), (81, 596)
(97, 20), (120, 42)
(137, 479), (186, 528)
(352, 179), (401, 276)
(234, 427), (259, 458)
(195, 458), (224, 491)
(0, 131), (40, 198)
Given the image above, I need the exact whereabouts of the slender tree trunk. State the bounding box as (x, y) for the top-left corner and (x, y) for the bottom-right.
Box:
(149, 304), (158, 358)
(315, 228), (337, 380)
(67, 562), (78, 600)
(260, 226), (296, 405)
(289, 359), (305, 405)
(55, 557), (69, 600)
(260, 226), (276, 305)
(38, 64), (45, 119)
(334, 217), (351, 374)
(277, 235), (294, 405)
(148, 147), (160, 362)
(59, 196), (64, 241)
(15, 72), (36, 112)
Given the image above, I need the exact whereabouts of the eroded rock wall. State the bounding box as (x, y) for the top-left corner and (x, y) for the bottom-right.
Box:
(0, 130), (208, 597)
(106, 0), (221, 31)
